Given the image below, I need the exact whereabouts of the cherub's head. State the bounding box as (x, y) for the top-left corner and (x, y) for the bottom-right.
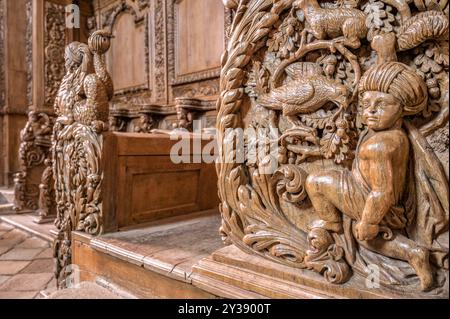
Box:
(64, 42), (92, 73)
(359, 62), (428, 131)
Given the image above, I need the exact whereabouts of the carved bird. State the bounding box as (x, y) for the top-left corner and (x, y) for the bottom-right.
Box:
(257, 62), (349, 134)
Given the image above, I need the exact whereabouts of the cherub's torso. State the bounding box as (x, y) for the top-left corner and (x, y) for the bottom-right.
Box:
(356, 128), (410, 203)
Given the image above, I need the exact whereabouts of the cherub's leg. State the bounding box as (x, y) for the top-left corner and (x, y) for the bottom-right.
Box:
(305, 170), (346, 233)
(359, 233), (434, 291)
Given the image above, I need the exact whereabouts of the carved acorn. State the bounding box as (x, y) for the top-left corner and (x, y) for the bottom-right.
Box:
(397, 11), (449, 51)
(222, 0), (238, 10)
(426, 77), (441, 99)
(88, 29), (114, 54)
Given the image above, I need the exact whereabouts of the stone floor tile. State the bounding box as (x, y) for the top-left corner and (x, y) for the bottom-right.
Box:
(0, 261), (30, 275)
(39, 278), (58, 298)
(49, 282), (122, 299)
(0, 291), (38, 299)
(34, 248), (53, 259)
(0, 273), (53, 291)
(0, 223), (13, 231)
(17, 237), (49, 249)
(0, 245), (12, 255)
(1, 229), (28, 241)
(0, 230), (28, 246)
(0, 247), (44, 261)
(0, 275), (10, 285)
(20, 258), (54, 274)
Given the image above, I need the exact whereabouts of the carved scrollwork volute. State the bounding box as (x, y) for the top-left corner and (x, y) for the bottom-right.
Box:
(52, 30), (114, 288)
(217, 0), (448, 296)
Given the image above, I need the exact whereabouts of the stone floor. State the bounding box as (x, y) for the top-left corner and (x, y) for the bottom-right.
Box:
(0, 221), (56, 299)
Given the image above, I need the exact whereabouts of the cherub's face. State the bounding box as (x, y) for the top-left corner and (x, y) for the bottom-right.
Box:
(361, 91), (402, 131)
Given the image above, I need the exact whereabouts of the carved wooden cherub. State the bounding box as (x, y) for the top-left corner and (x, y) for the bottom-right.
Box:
(305, 62), (448, 291)
(55, 30), (113, 132)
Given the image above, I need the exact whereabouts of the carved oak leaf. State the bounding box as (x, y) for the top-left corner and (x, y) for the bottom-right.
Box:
(301, 109), (335, 129)
(245, 61), (269, 98)
(266, 11), (302, 59)
(425, 43), (449, 67)
(363, 0), (398, 41)
(319, 117), (356, 163)
(322, 0), (361, 9)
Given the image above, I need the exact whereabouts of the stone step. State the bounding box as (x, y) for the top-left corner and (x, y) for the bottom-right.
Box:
(45, 281), (125, 299)
(0, 214), (56, 242)
(0, 188), (14, 213)
(0, 188), (14, 205)
(72, 210), (224, 298)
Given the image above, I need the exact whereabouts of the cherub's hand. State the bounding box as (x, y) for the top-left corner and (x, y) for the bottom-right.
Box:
(355, 222), (379, 241)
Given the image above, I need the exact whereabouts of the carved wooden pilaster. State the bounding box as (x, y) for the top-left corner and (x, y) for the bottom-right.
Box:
(0, 0), (29, 187)
(44, 1), (65, 108)
(0, 0), (5, 109)
(13, 0), (65, 213)
(26, 0), (32, 107)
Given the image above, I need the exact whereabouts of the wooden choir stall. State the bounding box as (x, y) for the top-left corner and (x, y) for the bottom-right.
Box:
(1, 0), (448, 299)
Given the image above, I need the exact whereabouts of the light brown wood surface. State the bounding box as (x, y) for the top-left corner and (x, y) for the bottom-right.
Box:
(102, 132), (219, 231)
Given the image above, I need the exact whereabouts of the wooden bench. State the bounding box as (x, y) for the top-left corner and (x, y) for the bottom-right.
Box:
(102, 132), (219, 232)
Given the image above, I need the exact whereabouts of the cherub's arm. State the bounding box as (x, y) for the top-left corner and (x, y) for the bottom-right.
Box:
(356, 141), (397, 241)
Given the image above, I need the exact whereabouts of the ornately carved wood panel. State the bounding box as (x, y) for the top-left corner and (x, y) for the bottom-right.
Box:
(94, 0), (229, 109)
(171, 0), (225, 85)
(102, 1), (149, 97)
(217, 0), (449, 298)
